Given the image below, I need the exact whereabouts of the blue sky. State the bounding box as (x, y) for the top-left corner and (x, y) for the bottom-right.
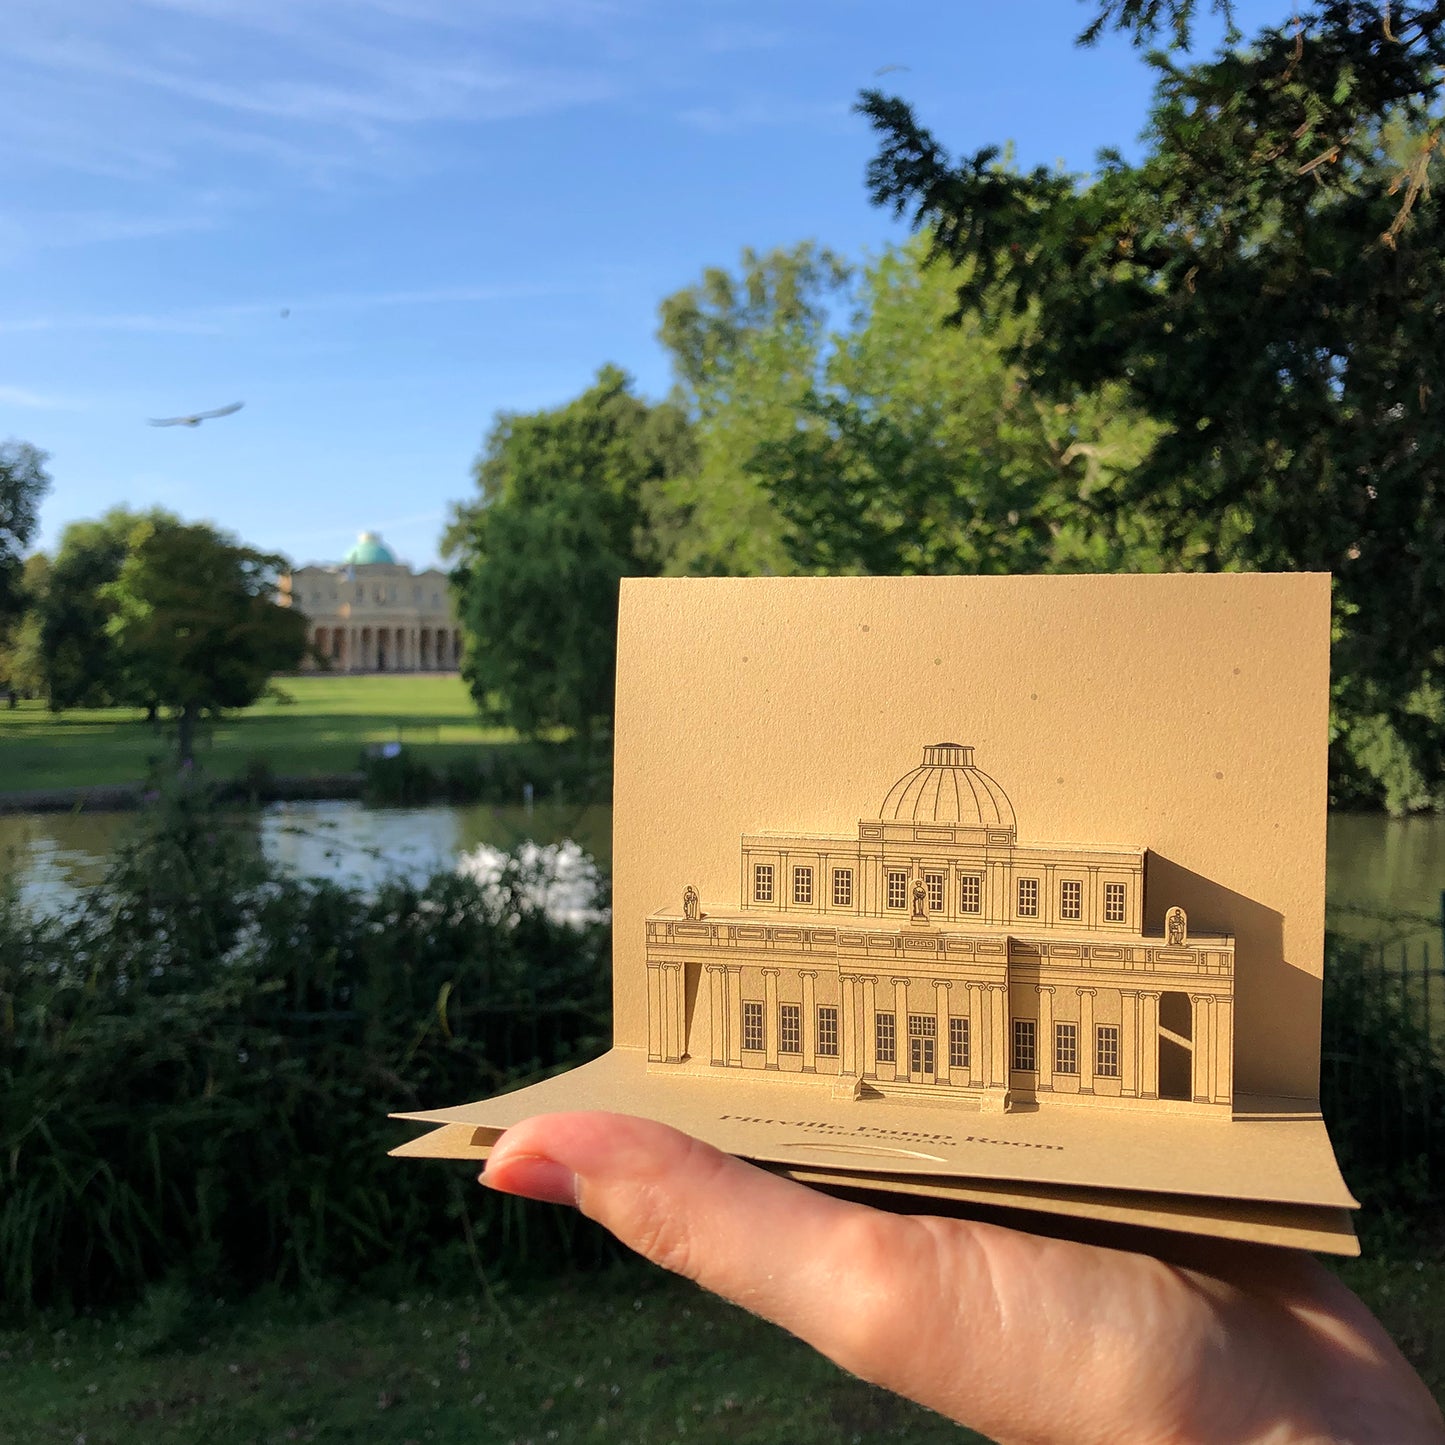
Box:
(3, 0), (1282, 571)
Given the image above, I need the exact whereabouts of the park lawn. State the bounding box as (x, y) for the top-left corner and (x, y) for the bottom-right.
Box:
(0, 1271), (985, 1445)
(0, 674), (519, 792)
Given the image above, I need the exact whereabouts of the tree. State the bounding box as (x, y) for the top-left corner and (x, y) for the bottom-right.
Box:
(752, 236), (1174, 577)
(653, 243), (850, 575)
(858, 1), (1445, 809)
(0, 553), (48, 702)
(38, 508), (180, 710)
(101, 519), (307, 766)
(447, 366), (691, 744)
(0, 440), (51, 624)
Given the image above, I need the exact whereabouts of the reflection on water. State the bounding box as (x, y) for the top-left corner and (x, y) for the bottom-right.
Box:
(1, 801), (1440, 929)
(1326, 812), (1445, 942)
(0, 800), (612, 915)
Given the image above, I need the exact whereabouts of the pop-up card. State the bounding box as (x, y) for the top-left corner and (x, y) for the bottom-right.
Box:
(393, 574), (1358, 1255)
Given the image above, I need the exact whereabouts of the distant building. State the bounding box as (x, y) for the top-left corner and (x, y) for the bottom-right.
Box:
(278, 531), (462, 673)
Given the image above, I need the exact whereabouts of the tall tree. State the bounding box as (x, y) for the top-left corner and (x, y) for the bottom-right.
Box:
(0, 440), (51, 624)
(39, 508), (179, 710)
(101, 519), (307, 766)
(858, 2), (1445, 809)
(753, 236), (1174, 577)
(448, 366), (691, 744)
(653, 243), (850, 575)
(0, 553), (49, 702)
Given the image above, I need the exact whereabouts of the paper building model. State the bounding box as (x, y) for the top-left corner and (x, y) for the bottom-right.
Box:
(646, 744), (1234, 1115)
(393, 575), (1359, 1256)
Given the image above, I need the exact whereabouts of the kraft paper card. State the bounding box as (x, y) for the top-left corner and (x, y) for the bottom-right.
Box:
(393, 574), (1357, 1255)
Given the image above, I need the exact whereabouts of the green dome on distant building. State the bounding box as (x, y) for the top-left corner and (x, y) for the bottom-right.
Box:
(342, 531), (397, 566)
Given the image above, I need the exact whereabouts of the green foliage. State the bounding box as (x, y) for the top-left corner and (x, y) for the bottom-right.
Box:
(101, 519), (308, 764)
(448, 366), (689, 743)
(755, 237), (1178, 576)
(0, 782), (613, 1319)
(857, 4), (1445, 807)
(35, 508), (176, 710)
(0, 439), (50, 625)
(0, 553), (48, 699)
(653, 242), (849, 575)
(1320, 935), (1445, 1224)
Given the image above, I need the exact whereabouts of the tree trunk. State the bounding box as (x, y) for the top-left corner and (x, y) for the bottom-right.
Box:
(177, 702), (199, 768)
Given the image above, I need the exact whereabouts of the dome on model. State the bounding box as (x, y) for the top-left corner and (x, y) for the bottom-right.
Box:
(342, 531), (397, 566)
(879, 743), (1016, 829)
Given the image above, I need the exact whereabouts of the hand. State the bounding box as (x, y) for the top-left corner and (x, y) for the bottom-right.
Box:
(481, 1111), (1444, 1445)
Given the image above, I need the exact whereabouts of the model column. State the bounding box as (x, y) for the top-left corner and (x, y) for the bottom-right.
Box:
(1120, 989), (1140, 1097)
(1078, 987), (1096, 1094)
(706, 965), (727, 1065)
(988, 985), (1008, 1088)
(933, 981), (950, 1085)
(1037, 985), (1055, 1091)
(667, 964), (685, 1063)
(1139, 991), (1160, 1099)
(966, 983), (985, 1088)
(892, 977), (910, 1072)
(800, 971), (817, 1071)
(862, 977), (878, 1078)
(726, 967), (743, 1067)
(763, 969), (780, 1070)
(1213, 994), (1234, 1105)
(839, 976), (859, 1079)
(1190, 993), (1213, 1104)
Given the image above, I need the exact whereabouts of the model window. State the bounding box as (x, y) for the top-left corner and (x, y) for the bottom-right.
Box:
(958, 873), (982, 914)
(355, 586), (364, 602)
(742, 1001), (764, 1052)
(1104, 882), (1127, 923)
(949, 1016), (969, 1071)
(832, 867), (853, 907)
(779, 1003), (801, 1054)
(886, 871), (908, 909)
(793, 866), (813, 906)
(1060, 879), (1082, 920)
(1017, 878), (1039, 918)
(925, 871), (945, 913)
(1096, 1025), (1120, 1078)
(1012, 1019), (1037, 1072)
(875, 1010), (896, 1064)
(817, 1006), (839, 1057)
(1055, 1021), (1078, 1075)
(753, 864), (774, 903)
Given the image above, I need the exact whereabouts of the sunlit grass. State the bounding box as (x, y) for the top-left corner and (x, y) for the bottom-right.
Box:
(0, 1271), (985, 1445)
(0, 674), (517, 791)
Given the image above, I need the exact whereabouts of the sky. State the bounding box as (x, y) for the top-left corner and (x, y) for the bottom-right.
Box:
(3, 0), (1285, 572)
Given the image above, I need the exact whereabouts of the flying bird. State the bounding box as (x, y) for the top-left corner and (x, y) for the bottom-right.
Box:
(148, 401), (245, 428)
(873, 63), (910, 75)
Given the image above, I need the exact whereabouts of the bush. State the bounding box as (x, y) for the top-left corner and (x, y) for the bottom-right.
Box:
(0, 779), (615, 1320)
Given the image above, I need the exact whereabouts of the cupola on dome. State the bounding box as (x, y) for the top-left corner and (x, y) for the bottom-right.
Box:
(879, 743), (1016, 828)
(342, 531), (397, 566)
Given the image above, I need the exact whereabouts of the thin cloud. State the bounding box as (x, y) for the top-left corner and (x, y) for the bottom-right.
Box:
(0, 383), (83, 410)
(678, 97), (851, 135)
(0, 281), (582, 336)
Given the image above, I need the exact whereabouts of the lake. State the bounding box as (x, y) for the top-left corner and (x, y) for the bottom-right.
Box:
(1, 802), (1441, 938)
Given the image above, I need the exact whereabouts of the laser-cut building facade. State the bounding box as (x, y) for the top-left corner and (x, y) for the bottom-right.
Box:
(644, 745), (1235, 1115)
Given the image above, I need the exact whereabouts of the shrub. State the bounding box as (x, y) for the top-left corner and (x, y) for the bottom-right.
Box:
(0, 780), (614, 1319)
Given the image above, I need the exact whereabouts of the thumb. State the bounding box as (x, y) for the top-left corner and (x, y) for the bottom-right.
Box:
(481, 1111), (1050, 1437)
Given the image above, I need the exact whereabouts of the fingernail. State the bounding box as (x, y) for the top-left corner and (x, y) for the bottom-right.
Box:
(481, 1154), (579, 1207)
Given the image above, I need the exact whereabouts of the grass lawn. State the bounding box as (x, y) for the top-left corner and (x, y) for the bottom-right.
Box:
(0, 1271), (986, 1445)
(2, 1252), (1441, 1445)
(0, 674), (518, 792)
